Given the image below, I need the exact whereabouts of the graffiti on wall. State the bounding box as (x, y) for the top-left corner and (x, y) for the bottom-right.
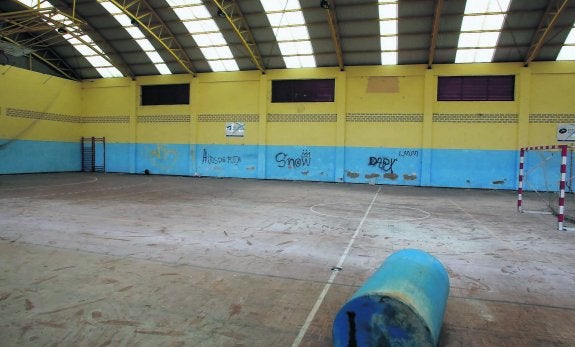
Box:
(202, 148), (241, 165)
(150, 144), (178, 170)
(275, 149), (311, 168)
(366, 150), (419, 180)
(368, 156), (397, 173)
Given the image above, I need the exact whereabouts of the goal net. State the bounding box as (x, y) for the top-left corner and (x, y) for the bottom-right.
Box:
(517, 145), (575, 231)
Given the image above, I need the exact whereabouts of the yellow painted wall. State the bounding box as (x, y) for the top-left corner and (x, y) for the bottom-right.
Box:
(3, 61), (575, 152)
(431, 63), (523, 150)
(0, 66), (82, 143)
(265, 68), (339, 147)
(196, 72), (260, 145)
(82, 78), (134, 142)
(528, 65), (575, 146)
(345, 66), (425, 148)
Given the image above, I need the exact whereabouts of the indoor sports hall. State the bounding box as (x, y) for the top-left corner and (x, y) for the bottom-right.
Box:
(1, 0), (575, 346)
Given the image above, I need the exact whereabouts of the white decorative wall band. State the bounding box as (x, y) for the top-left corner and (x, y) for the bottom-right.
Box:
(433, 113), (518, 123)
(529, 114), (575, 123)
(137, 115), (190, 123)
(198, 114), (259, 122)
(346, 114), (423, 122)
(267, 114), (337, 122)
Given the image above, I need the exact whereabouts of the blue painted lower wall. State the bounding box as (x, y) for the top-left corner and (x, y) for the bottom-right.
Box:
(0, 139), (79, 174)
(1, 140), (532, 190)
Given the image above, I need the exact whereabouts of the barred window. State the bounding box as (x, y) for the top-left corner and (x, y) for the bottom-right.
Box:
(272, 79), (335, 103)
(438, 76), (515, 101)
(141, 84), (190, 105)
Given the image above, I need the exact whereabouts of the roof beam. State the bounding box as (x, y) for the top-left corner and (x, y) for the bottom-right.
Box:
(427, 0), (444, 68)
(48, 1), (135, 79)
(524, 0), (570, 66)
(323, 0), (344, 71)
(0, 6), (127, 79)
(211, 0), (264, 73)
(108, 0), (196, 76)
(1, 35), (79, 80)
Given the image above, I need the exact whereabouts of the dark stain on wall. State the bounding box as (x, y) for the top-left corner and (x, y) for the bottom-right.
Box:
(384, 173), (399, 180)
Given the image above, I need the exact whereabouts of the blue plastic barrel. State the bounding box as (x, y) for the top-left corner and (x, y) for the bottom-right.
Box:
(333, 249), (450, 347)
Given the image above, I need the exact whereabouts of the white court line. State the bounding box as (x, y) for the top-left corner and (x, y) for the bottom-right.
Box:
(291, 186), (381, 347)
(310, 202), (431, 222)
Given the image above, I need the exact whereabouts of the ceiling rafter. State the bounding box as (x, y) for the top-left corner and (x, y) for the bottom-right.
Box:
(427, 0), (444, 68)
(323, 0), (344, 71)
(1, 34), (79, 80)
(0, 6), (121, 79)
(524, 0), (571, 66)
(211, 0), (264, 73)
(48, 2), (135, 79)
(108, 0), (196, 76)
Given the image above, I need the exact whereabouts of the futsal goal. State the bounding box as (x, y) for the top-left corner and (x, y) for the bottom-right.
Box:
(517, 145), (575, 231)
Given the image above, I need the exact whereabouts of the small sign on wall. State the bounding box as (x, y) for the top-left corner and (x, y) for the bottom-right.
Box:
(557, 124), (575, 142)
(226, 122), (245, 137)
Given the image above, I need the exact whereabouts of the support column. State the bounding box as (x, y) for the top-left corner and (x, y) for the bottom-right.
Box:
(420, 69), (435, 186)
(257, 74), (268, 179)
(335, 70), (347, 182)
(190, 77), (201, 175)
(129, 79), (137, 174)
(517, 67), (531, 149)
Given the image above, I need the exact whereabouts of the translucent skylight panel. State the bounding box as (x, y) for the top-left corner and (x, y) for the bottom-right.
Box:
(266, 11), (305, 26)
(275, 26), (309, 41)
(183, 20), (219, 34)
(222, 60), (239, 71)
(147, 52), (165, 64)
(85, 55), (111, 67)
(557, 26), (575, 60)
(456, 48), (495, 64)
(14, 0), (123, 77)
(154, 64), (171, 75)
(378, 1), (398, 65)
(134, 39), (155, 52)
(166, 0), (239, 72)
(125, 27), (146, 39)
(261, 0), (316, 68)
(284, 55), (315, 69)
(209, 60), (225, 72)
(565, 28), (575, 44)
(455, 0), (511, 63)
(73, 44), (97, 56)
(557, 46), (575, 60)
(262, 0), (301, 12)
(98, 67), (121, 78)
(98, 1), (172, 75)
(18, 0), (51, 9)
(381, 52), (397, 65)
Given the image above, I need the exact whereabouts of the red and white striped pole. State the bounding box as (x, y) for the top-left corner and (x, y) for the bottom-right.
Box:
(517, 148), (525, 212)
(558, 145), (568, 231)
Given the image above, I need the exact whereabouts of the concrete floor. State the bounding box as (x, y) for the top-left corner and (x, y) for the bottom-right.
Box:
(0, 173), (574, 346)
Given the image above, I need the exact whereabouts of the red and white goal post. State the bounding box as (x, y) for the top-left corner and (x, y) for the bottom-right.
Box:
(517, 145), (575, 231)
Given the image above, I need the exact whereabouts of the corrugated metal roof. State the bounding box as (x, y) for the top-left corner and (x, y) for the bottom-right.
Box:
(0, 0), (574, 80)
